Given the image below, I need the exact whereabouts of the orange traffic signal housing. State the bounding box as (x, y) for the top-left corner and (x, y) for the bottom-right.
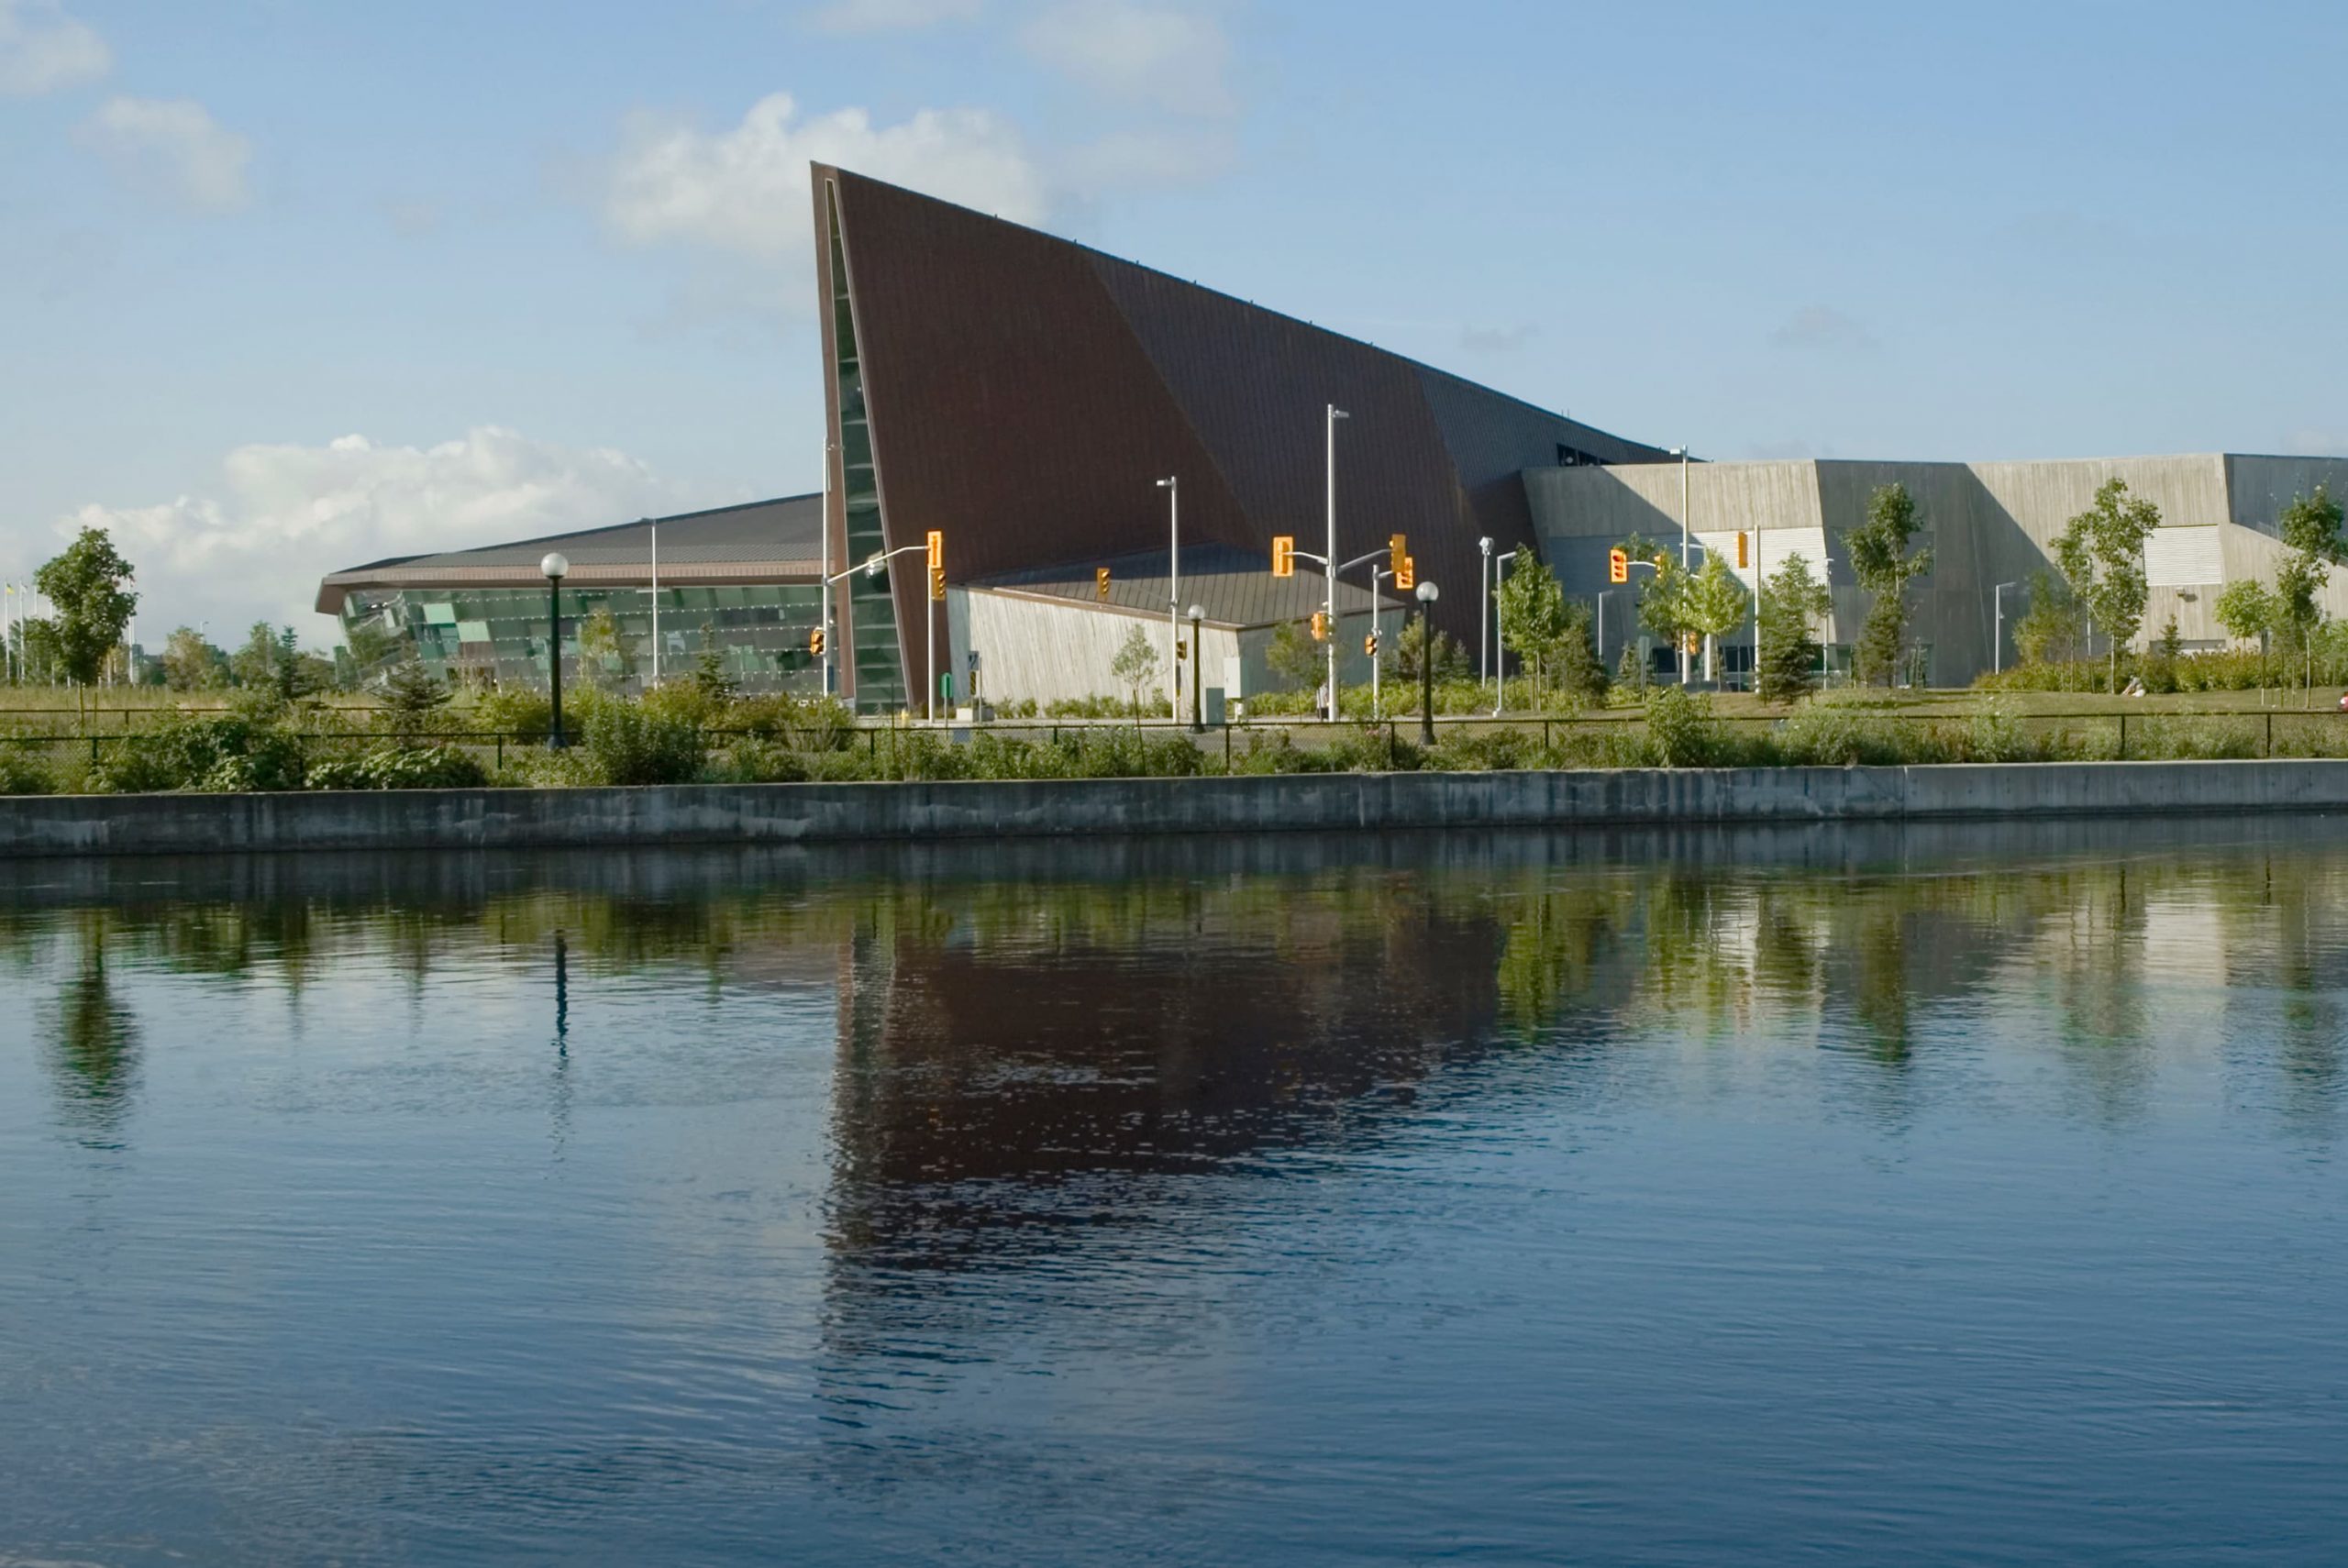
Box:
(1389, 533), (1407, 577)
(809, 626), (825, 657)
(1096, 566), (1112, 600)
(1608, 547), (1629, 584)
(1310, 609), (1328, 641)
(928, 566), (946, 602)
(925, 530), (943, 571)
(1271, 536), (1295, 578)
(1736, 532), (1750, 569)
(1395, 555), (1415, 591)
(1364, 630), (1379, 657)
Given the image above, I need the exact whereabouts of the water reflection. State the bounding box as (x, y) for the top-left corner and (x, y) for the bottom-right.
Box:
(38, 911), (141, 1149)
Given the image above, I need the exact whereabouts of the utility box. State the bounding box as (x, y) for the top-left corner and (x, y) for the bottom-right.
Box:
(1205, 689), (1227, 726)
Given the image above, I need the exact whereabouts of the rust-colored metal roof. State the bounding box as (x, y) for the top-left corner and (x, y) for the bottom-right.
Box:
(813, 165), (1666, 701)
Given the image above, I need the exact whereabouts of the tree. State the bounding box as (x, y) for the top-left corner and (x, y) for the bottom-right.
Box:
(1497, 555), (1570, 702)
(2213, 578), (2276, 653)
(1755, 551), (1830, 703)
(2274, 485), (2346, 701)
(577, 606), (635, 690)
(1683, 552), (1752, 685)
(1110, 621), (1161, 717)
(381, 656), (451, 734)
(1844, 483), (1933, 687)
(1551, 601), (1609, 703)
(161, 627), (224, 692)
(691, 624), (740, 705)
(1386, 613), (1468, 684)
(33, 526), (138, 691)
(2054, 478), (2161, 696)
(2013, 570), (2086, 678)
(1630, 551), (1696, 687)
(230, 624), (327, 705)
(1265, 618), (1322, 694)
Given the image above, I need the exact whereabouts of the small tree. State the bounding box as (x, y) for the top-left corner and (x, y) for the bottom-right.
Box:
(691, 624), (740, 705)
(1755, 551), (1830, 703)
(1552, 601), (1608, 703)
(161, 627), (224, 692)
(1265, 618), (1321, 694)
(1110, 621), (1161, 718)
(2274, 485), (2346, 701)
(2014, 570), (2086, 679)
(1683, 552), (1751, 685)
(1497, 555), (1570, 702)
(1844, 483), (1932, 687)
(577, 606), (634, 690)
(2214, 578), (2276, 655)
(381, 656), (451, 735)
(2054, 478), (2161, 696)
(1386, 613), (1468, 684)
(229, 623), (327, 705)
(1629, 549), (1696, 686)
(33, 526), (138, 693)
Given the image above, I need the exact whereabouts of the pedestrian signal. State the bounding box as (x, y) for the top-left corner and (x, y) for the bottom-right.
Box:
(925, 530), (943, 571)
(808, 626), (825, 657)
(1608, 547), (1629, 584)
(1364, 630), (1379, 657)
(928, 566), (946, 602)
(1310, 610), (1328, 641)
(1096, 566), (1112, 601)
(1396, 556), (1415, 591)
(1389, 533), (1408, 577)
(1271, 536), (1295, 578)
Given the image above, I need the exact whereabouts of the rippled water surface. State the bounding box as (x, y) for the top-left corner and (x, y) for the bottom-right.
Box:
(6, 821), (2348, 1565)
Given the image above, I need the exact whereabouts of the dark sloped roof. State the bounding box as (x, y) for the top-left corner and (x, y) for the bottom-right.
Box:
(316, 494), (821, 613)
(970, 544), (1384, 629)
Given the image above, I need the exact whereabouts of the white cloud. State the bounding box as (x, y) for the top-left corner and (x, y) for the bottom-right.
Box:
(601, 91), (1047, 267)
(78, 95), (253, 215)
(1768, 304), (1878, 355)
(0, 0), (109, 97)
(1021, 0), (1232, 116)
(806, 0), (983, 33)
(1058, 125), (1232, 193)
(55, 427), (734, 635)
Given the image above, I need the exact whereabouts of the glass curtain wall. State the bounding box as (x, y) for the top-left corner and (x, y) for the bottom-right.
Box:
(341, 584), (825, 696)
(827, 180), (907, 713)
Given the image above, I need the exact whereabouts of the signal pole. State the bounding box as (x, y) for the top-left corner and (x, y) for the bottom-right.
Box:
(1324, 404), (1347, 721)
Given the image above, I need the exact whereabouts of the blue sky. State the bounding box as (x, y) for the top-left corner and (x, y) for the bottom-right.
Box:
(5, 0), (2346, 638)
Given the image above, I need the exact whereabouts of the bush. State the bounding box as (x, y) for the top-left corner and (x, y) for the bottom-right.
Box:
(1961, 701), (2047, 763)
(0, 743), (57, 796)
(1774, 698), (1921, 767)
(309, 743), (490, 790)
(1644, 687), (1724, 767)
(468, 687), (553, 743)
(577, 692), (704, 786)
(90, 712), (307, 792)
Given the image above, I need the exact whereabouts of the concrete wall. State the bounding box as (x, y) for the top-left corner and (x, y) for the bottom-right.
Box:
(6, 762), (2348, 857)
(1528, 454), (2348, 685)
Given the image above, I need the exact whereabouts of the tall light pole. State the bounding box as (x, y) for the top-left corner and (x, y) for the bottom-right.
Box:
(1324, 404), (1348, 721)
(646, 515), (660, 689)
(818, 441), (835, 697)
(542, 552), (570, 749)
(1158, 475), (1180, 715)
(1188, 604), (1205, 732)
(1478, 536), (1493, 689)
(1490, 548), (1518, 716)
(1415, 580), (1440, 745)
(1995, 580), (2021, 674)
(1669, 445), (1692, 686)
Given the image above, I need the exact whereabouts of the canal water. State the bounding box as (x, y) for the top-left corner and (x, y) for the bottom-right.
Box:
(5, 821), (2347, 1565)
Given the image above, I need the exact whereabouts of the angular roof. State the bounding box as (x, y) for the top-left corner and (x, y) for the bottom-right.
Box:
(969, 543), (1384, 630)
(316, 494), (821, 614)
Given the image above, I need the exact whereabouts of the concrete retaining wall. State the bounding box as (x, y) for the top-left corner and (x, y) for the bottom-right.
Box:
(4, 761), (2348, 857)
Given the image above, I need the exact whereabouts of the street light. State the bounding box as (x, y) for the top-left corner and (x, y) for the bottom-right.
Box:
(1478, 536), (1493, 689)
(1188, 604), (1205, 733)
(1490, 548), (1518, 716)
(1415, 580), (1440, 745)
(1324, 404), (1349, 721)
(542, 551), (570, 750)
(1994, 580), (2021, 674)
(1158, 476), (1180, 716)
(1668, 445), (1692, 686)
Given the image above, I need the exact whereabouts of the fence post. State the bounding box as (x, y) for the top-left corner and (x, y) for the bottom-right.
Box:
(2118, 711), (2127, 760)
(89, 734), (98, 767)
(497, 734), (504, 771)
(2267, 711), (2274, 757)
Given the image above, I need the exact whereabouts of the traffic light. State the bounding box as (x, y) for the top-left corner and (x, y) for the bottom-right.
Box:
(1175, 638), (1188, 661)
(928, 566), (946, 602)
(1608, 547), (1629, 584)
(1310, 609), (1328, 641)
(808, 626), (825, 657)
(1736, 532), (1750, 569)
(1389, 533), (1408, 578)
(1096, 566), (1112, 601)
(925, 530), (943, 571)
(1364, 630), (1380, 658)
(1395, 555), (1415, 591)
(1271, 536), (1295, 578)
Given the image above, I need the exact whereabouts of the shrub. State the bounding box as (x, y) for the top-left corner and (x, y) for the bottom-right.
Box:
(91, 712), (306, 792)
(0, 743), (57, 796)
(578, 693), (704, 786)
(1644, 687), (1724, 767)
(1961, 701), (2046, 763)
(468, 687), (554, 744)
(310, 743), (491, 790)
(1774, 699), (1917, 767)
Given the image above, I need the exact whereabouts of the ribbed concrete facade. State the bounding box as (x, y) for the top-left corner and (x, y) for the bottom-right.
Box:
(1528, 454), (2348, 685)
